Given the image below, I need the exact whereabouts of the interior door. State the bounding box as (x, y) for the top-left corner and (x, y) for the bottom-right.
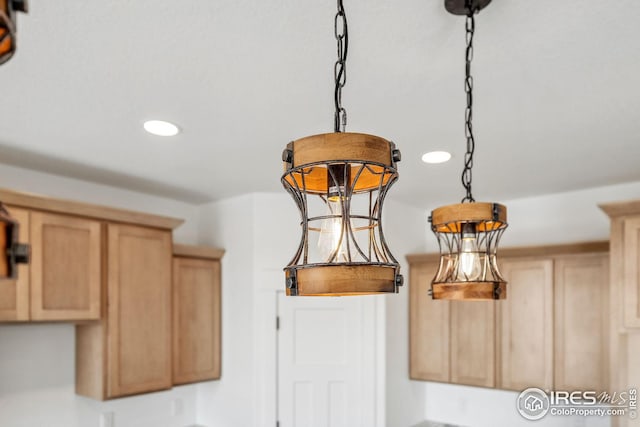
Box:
(277, 293), (363, 427)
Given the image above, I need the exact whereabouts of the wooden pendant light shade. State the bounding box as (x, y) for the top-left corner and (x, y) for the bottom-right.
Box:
(281, 132), (403, 296)
(429, 202), (508, 300)
(0, 0), (27, 65)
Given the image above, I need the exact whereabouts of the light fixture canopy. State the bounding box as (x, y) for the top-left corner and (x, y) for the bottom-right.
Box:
(0, 0), (27, 65)
(429, 0), (508, 301)
(281, 0), (402, 296)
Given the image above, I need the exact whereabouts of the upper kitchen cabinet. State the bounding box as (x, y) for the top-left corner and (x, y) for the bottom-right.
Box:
(0, 206), (101, 322)
(408, 258), (450, 383)
(497, 258), (553, 391)
(30, 212), (101, 321)
(77, 225), (179, 400)
(172, 244), (225, 385)
(0, 206), (30, 321)
(450, 300), (495, 388)
(554, 253), (609, 392)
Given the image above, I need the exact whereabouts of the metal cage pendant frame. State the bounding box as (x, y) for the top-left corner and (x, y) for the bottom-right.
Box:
(429, 202), (507, 300)
(281, 132), (403, 296)
(0, 0), (27, 65)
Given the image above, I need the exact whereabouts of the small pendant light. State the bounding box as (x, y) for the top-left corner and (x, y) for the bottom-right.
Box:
(429, 0), (508, 300)
(0, 0), (28, 65)
(281, 0), (403, 296)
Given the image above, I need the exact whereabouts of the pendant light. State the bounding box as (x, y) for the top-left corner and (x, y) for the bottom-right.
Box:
(281, 0), (403, 296)
(0, 0), (30, 278)
(429, 0), (508, 300)
(0, 0), (27, 65)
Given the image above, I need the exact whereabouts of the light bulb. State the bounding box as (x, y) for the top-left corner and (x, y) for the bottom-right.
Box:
(456, 224), (482, 281)
(318, 198), (349, 262)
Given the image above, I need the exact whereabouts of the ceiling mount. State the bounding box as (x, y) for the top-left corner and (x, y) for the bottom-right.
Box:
(444, 0), (491, 15)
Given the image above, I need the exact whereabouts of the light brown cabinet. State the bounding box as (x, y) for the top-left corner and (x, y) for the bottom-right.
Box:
(77, 225), (173, 399)
(172, 245), (224, 385)
(554, 254), (609, 392)
(408, 242), (609, 392)
(0, 208), (101, 322)
(30, 212), (102, 321)
(622, 217), (640, 328)
(409, 262), (450, 382)
(497, 259), (553, 391)
(451, 300), (495, 387)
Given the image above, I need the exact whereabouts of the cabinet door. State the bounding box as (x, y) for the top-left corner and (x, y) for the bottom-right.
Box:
(173, 257), (221, 384)
(498, 259), (553, 391)
(450, 300), (495, 387)
(107, 224), (172, 398)
(409, 262), (450, 382)
(555, 253), (609, 392)
(30, 212), (101, 321)
(624, 218), (640, 328)
(0, 207), (30, 321)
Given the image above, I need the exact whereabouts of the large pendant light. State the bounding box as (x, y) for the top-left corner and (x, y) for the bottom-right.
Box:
(429, 0), (508, 301)
(0, 0), (27, 65)
(281, 0), (403, 296)
(0, 0), (30, 278)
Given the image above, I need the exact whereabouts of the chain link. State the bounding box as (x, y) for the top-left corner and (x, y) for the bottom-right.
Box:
(334, 0), (348, 132)
(461, 4), (476, 203)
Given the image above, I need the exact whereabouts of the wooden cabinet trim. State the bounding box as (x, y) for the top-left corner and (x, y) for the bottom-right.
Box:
(173, 244), (225, 260)
(623, 218), (640, 328)
(407, 241), (609, 265)
(0, 188), (183, 230)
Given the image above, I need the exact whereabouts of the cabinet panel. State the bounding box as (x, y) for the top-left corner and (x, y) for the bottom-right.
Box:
(450, 300), (495, 387)
(555, 253), (609, 392)
(107, 224), (172, 398)
(409, 262), (450, 382)
(498, 259), (553, 391)
(0, 206), (30, 321)
(624, 218), (640, 328)
(30, 212), (101, 321)
(173, 257), (221, 384)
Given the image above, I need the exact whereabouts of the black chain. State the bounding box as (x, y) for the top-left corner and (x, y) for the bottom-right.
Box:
(461, 4), (475, 203)
(334, 0), (348, 132)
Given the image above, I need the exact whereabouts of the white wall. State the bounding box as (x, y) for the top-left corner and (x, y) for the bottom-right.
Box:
(419, 181), (640, 427)
(383, 199), (430, 427)
(0, 164), (201, 427)
(195, 194), (257, 427)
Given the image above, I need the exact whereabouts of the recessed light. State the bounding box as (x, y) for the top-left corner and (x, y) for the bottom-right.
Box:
(422, 151), (452, 164)
(143, 120), (180, 137)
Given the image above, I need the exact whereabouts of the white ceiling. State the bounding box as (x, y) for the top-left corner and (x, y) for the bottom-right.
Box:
(1, 0), (639, 208)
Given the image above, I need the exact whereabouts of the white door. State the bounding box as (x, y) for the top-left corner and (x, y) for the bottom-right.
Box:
(277, 292), (365, 427)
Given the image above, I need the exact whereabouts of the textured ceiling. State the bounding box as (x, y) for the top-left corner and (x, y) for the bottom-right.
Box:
(0, 0), (639, 208)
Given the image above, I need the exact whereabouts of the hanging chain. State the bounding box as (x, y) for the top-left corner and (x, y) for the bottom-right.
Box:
(461, 4), (476, 203)
(334, 0), (348, 132)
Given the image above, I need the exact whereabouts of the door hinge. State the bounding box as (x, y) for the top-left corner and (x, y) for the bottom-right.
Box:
(276, 316), (280, 330)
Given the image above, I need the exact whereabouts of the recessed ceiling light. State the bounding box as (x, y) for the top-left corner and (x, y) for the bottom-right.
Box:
(143, 120), (180, 137)
(422, 151), (452, 164)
